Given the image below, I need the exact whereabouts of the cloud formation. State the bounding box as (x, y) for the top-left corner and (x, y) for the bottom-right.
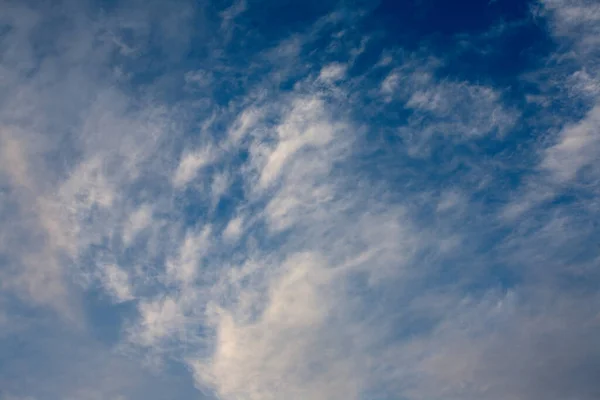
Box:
(0, 0), (599, 400)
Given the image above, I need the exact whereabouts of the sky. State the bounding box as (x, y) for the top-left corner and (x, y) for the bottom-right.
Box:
(0, 0), (599, 399)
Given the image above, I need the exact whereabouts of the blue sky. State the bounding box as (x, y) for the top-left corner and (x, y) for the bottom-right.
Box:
(0, 0), (599, 399)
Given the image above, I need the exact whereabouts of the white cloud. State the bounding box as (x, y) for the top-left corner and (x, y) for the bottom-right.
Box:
(184, 69), (214, 89)
(0, 128), (33, 190)
(436, 191), (465, 213)
(133, 296), (187, 347)
(377, 59), (518, 156)
(60, 156), (117, 210)
(166, 225), (212, 285)
(380, 69), (400, 95)
(227, 107), (263, 144)
(122, 204), (153, 247)
(191, 252), (362, 400)
(542, 0), (600, 56)
(541, 104), (600, 181)
(222, 216), (243, 241)
(211, 170), (231, 206)
(503, 0), (600, 219)
(220, 0), (247, 32)
(101, 264), (134, 303)
(0, 131), (78, 320)
(256, 97), (340, 188)
(173, 146), (216, 188)
(318, 63), (347, 83)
